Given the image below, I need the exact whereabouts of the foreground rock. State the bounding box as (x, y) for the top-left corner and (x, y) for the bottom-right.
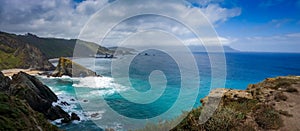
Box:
(0, 72), (10, 91)
(0, 71), (80, 127)
(51, 57), (98, 77)
(9, 72), (58, 113)
(0, 92), (60, 130)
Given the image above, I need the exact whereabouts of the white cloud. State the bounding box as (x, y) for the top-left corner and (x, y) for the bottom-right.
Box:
(185, 36), (237, 46)
(0, 0), (241, 47)
(200, 4), (241, 24)
(231, 33), (300, 52)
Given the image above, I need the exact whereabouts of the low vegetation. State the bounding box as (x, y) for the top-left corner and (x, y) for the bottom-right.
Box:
(0, 93), (59, 130)
(138, 76), (300, 131)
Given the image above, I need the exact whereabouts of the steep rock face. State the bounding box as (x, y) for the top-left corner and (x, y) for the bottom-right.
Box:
(0, 92), (60, 131)
(0, 32), (54, 70)
(14, 44), (55, 70)
(0, 72), (10, 91)
(171, 76), (300, 131)
(9, 72), (58, 113)
(51, 57), (98, 77)
(7, 72), (72, 122)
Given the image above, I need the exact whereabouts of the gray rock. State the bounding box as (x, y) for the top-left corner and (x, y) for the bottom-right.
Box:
(0, 72), (10, 91)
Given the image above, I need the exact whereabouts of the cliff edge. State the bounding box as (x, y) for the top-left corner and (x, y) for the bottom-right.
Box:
(173, 76), (300, 131)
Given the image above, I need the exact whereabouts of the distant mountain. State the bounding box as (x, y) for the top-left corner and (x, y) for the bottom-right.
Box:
(188, 45), (239, 53)
(108, 46), (138, 55)
(17, 33), (111, 59)
(0, 32), (54, 70)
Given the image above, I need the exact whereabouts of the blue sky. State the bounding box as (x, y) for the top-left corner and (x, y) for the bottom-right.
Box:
(0, 0), (299, 52)
(209, 0), (300, 52)
(216, 0), (300, 36)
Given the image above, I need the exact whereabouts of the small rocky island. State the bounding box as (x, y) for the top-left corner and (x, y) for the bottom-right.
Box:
(51, 57), (98, 77)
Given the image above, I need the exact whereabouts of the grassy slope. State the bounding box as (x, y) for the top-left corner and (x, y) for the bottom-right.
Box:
(18, 34), (111, 59)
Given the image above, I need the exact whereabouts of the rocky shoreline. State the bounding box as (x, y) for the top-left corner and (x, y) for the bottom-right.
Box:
(0, 57), (99, 130)
(0, 71), (80, 130)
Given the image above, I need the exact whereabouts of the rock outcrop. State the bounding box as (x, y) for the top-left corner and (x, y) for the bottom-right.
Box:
(150, 76), (300, 131)
(0, 72), (10, 91)
(0, 92), (60, 131)
(9, 71), (58, 113)
(0, 71), (79, 126)
(51, 57), (98, 77)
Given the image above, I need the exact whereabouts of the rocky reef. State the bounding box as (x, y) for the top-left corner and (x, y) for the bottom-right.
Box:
(0, 71), (80, 130)
(140, 76), (300, 131)
(51, 57), (98, 77)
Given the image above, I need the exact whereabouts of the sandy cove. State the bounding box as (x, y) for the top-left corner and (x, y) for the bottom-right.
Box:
(1, 69), (45, 77)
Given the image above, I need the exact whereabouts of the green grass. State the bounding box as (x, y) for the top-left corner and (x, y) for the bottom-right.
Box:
(0, 50), (22, 70)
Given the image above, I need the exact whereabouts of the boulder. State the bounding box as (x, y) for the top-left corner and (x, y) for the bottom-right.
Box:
(71, 112), (80, 121)
(51, 57), (98, 77)
(46, 105), (70, 122)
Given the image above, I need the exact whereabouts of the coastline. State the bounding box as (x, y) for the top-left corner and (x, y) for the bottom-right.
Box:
(1, 68), (46, 77)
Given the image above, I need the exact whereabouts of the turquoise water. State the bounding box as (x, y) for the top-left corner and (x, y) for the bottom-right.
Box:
(37, 52), (300, 130)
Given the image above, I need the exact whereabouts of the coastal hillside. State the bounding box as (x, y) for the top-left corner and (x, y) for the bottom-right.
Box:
(140, 76), (300, 131)
(0, 32), (54, 70)
(16, 33), (112, 59)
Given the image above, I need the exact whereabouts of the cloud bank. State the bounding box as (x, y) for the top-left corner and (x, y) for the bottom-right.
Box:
(0, 0), (241, 47)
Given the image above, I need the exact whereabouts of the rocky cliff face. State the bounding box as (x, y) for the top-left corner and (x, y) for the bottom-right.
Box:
(139, 76), (300, 131)
(0, 72), (10, 91)
(0, 92), (60, 131)
(0, 32), (54, 70)
(51, 57), (98, 77)
(172, 76), (300, 131)
(9, 72), (58, 114)
(0, 71), (80, 130)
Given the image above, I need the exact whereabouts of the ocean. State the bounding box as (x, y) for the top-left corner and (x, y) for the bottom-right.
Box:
(37, 52), (300, 131)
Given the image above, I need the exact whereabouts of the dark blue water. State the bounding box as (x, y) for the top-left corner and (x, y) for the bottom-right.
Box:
(38, 52), (300, 130)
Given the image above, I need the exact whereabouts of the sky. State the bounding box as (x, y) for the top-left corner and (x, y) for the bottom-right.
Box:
(0, 0), (299, 52)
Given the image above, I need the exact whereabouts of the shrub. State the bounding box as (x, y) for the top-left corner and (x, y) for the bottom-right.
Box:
(254, 104), (282, 130)
(274, 92), (288, 102)
(286, 87), (298, 93)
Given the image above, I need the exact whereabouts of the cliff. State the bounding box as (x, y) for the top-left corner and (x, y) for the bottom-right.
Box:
(173, 76), (300, 131)
(0, 32), (54, 70)
(51, 57), (98, 77)
(0, 71), (80, 130)
(140, 76), (300, 131)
